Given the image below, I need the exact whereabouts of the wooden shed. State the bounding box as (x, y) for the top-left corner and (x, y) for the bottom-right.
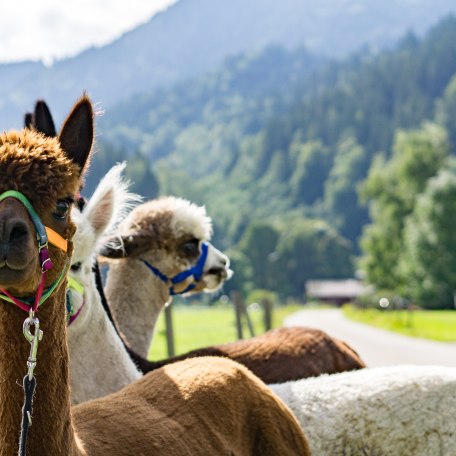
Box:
(305, 279), (370, 306)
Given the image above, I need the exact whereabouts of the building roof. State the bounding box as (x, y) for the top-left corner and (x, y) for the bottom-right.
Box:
(305, 279), (370, 299)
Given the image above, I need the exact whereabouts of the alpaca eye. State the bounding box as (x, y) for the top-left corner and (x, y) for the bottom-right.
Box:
(181, 239), (200, 256)
(53, 200), (71, 220)
(71, 262), (82, 272)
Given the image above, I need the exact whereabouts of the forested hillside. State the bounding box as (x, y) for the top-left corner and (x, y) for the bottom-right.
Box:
(92, 16), (456, 302)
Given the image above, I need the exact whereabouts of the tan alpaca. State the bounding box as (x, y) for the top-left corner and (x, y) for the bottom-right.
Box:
(0, 96), (310, 455)
(101, 196), (233, 357)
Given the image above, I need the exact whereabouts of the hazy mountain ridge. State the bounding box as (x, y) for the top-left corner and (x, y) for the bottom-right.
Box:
(99, 45), (325, 164)
(1, 0), (456, 131)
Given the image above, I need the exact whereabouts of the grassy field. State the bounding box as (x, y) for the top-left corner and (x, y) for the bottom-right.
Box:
(343, 305), (456, 342)
(148, 303), (302, 360)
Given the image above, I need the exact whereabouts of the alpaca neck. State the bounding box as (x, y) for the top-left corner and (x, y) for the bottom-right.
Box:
(105, 259), (169, 358)
(0, 286), (78, 455)
(68, 272), (141, 404)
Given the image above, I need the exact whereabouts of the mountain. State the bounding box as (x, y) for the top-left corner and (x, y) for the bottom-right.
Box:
(91, 16), (456, 253)
(98, 45), (325, 164)
(81, 44), (324, 200)
(2, 0), (456, 130)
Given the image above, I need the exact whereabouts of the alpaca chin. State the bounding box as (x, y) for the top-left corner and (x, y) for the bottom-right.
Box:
(0, 265), (31, 287)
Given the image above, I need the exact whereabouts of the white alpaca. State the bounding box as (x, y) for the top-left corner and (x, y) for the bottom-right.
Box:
(100, 196), (233, 358)
(270, 365), (456, 456)
(67, 162), (143, 404)
(67, 165), (233, 403)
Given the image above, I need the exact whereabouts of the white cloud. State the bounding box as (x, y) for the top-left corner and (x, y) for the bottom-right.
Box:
(0, 0), (177, 64)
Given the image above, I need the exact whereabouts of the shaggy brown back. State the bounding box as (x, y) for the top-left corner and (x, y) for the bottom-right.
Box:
(73, 356), (311, 455)
(146, 326), (365, 383)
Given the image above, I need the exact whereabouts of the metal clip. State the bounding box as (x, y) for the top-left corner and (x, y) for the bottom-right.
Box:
(23, 312), (44, 380)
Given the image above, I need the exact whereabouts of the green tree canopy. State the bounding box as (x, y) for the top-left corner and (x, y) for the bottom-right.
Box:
(323, 136), (370, 246)
(222, 249), (254, 296)
(360, 123), (449, 290)
(436, 74), (456, 152)
(84, 142), (159, 199)
(401, 170), (456, 308)
(289, 140), (332, 206)
(238, 221), (280, 291)
(273, 219), (353, 298)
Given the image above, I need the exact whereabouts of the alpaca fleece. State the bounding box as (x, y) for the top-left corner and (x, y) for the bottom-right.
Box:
(74, 356), (311, 455)
(0, 129), (80, 216)
(270, 364), (456, 456)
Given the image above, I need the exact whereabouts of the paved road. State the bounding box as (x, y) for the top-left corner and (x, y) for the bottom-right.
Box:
(285, 309), (456, 367)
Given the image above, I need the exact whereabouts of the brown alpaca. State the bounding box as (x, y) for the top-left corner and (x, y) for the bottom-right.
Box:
(0, 96), (310, 455)
(135, 326), (365, 382)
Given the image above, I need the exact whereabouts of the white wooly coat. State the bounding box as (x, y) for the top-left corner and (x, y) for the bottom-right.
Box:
(270, 365), (456, 456)
(105, 196), (233, 358)
(68, 163), (142, 405)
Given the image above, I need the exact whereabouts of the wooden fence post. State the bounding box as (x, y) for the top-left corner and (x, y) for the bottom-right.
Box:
(164, 301), (175, 357)
(243, 301), (255, 338)
(231, 290), (244, 340)
(262, 298), (273, 331)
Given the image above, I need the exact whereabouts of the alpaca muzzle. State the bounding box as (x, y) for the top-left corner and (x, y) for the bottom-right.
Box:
(0, 190), (69, 313)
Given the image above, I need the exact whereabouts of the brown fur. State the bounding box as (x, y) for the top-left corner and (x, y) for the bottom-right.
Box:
(74, 356), (310, 455)
(144, 326), (366, 382)
(0, 98), (88, 454)
(0, 98), (310, 455)
(0, 130), (80, 223)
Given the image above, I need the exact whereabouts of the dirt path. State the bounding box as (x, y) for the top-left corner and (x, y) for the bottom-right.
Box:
(285, 309), (456, 367)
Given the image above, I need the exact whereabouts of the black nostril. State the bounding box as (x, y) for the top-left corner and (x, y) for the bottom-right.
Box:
(207, 267), (227, 278)
(8, 220), (29, 242)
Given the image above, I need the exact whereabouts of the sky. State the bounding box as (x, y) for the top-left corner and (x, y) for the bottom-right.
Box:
(0, 0), (177, 64)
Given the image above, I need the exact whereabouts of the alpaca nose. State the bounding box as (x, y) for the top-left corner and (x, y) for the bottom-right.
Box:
(6, 219), (30, 243)
(0, 198), (32, 248)
(0, 218), (31, 245)
(207, 266), (229, 279)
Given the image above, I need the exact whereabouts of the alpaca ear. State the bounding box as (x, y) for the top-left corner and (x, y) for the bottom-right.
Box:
(59, 95), (94, 175)
(24, 112), (34, 129)
(99, 233), (152, 259)
(85, 187), (116, 239)
(34, 100), (56, 137)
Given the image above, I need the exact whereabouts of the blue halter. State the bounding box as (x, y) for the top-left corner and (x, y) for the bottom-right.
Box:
(141, 242), (209, 295)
